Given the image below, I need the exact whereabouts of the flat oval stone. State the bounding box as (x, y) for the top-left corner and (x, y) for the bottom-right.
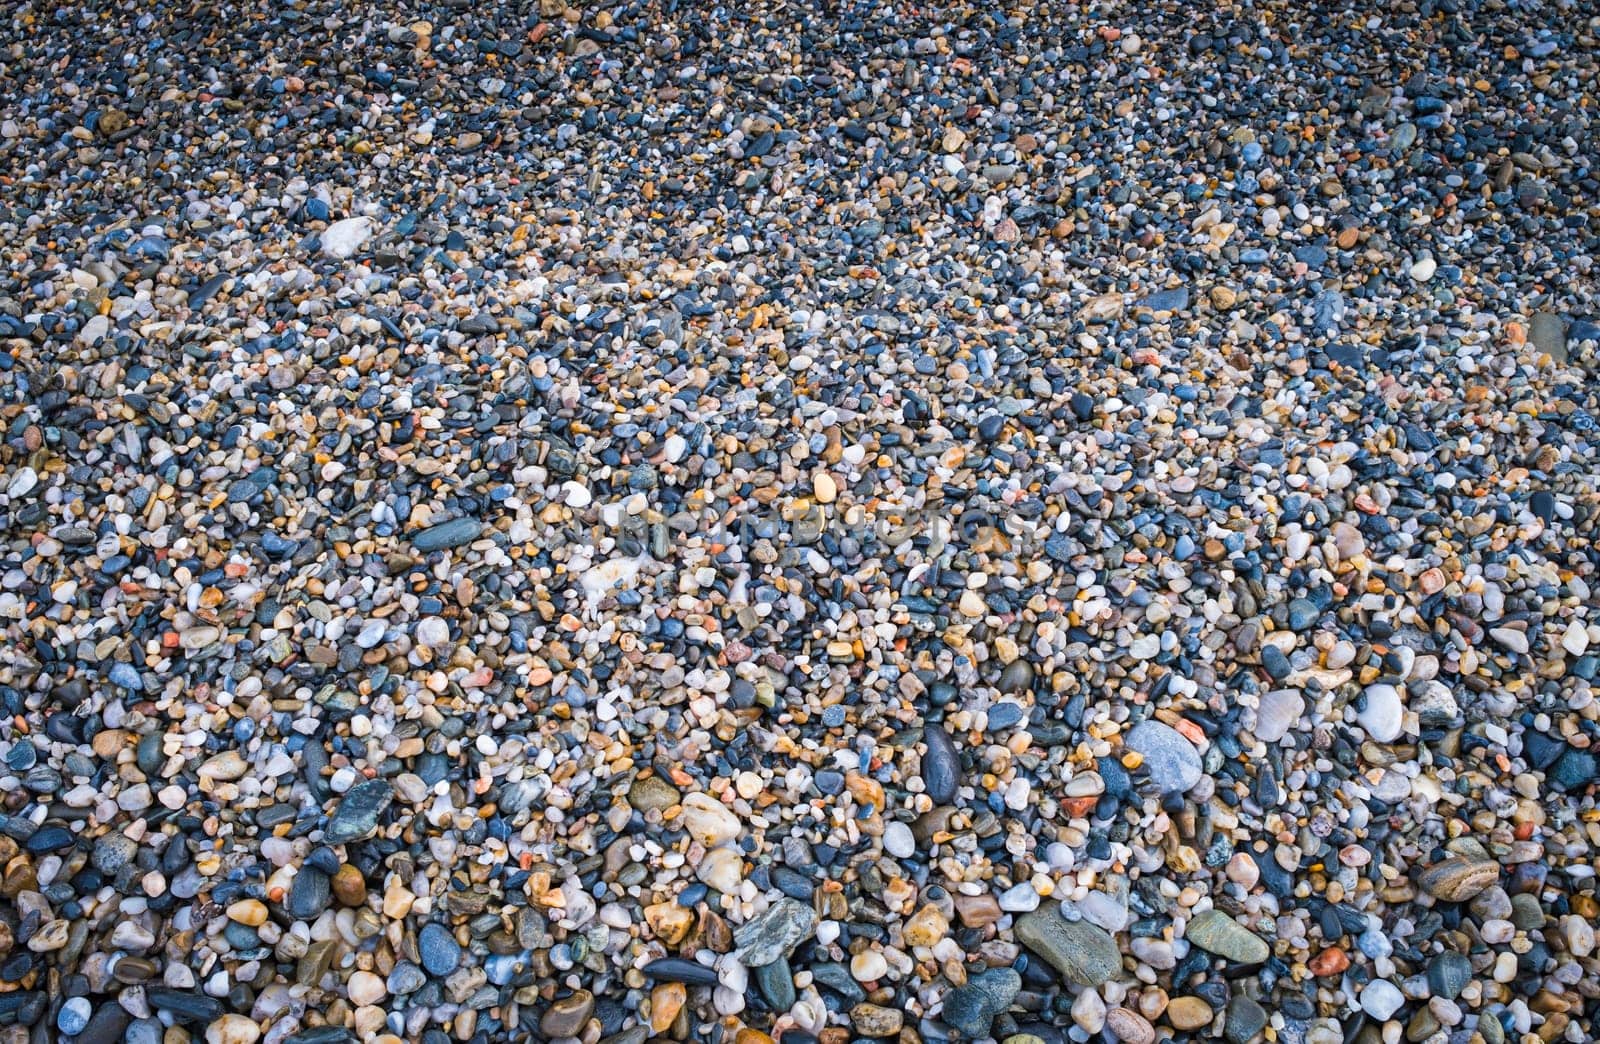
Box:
(286, 868), (330, 920)
(922, 725), (961, 804)
(1105, 1007), (1155, 1044)
(386, 962), (427, 996)
(1183, 909), (1270, 964)
(323, 780), (394, 844)
(1427, 951), (1472, 1000)
(146, 987), (224, 1023)
(1224, 996), (1268, 1043)
(1014, 904), (1121, 986)
(540, 989), (595, 1038)
(1417, 858), (1498, 903)
(641, 958), (719, 986)
(1126, 721), (1202, 793)
(418, 922), (462, 976)
(412, 517), (483, 552)
(1530, 311), (1567, 361)
(1253, 690), (1304, 743)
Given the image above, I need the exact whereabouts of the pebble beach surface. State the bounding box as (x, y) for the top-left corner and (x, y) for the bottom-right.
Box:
(1, 0), (1599, 1043)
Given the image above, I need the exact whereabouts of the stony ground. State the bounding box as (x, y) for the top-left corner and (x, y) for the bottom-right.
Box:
(0, 0), (1598, 1042)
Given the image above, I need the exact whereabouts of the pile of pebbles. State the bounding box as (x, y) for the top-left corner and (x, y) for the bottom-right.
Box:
(1, 0), (1598, 1042)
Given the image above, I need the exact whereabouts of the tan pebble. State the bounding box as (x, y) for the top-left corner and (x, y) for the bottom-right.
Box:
(226, 899), (268, 927)
(902, 904), (949, 948)
(1165, 997), (1213, 1031)
(849, 1002), (903, 1036)
(650, 983), (686, 1033)
(644, 902), (695, 946)
(734, 771), (764, 800)
(953, 893), (1003, 928)
(695, 846), (745, 893)
(347, 970), (387, 1007)
(680, 793), (742, 846)
(382, 883), (415, 919)
(353, 1006), (389, 1038)
(91, 729), (128, 758)
(1417, 858), (1498, 903)
(844, 771), (885, 810)
(1105, 1006), (1155, 1044)
(1081, 292), (1124, 322)
(850, 950), (889, 982)
(198, 751), (248, 782)
(205, 1014), (262, 1044)
(331, 865), (368, 906)
(734, 1032), (775, 1044)
(1226, 852), (1260, 889)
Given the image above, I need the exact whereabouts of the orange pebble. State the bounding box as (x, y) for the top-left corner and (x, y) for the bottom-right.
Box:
(1173, 718), (1207, 750)
(1309, 947), (1350, 977)
(1062, 796), (1099, 818)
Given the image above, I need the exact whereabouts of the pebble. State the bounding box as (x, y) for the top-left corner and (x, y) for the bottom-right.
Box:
(733, 899), (817, 968)
(1357, 684), (1405, 743)
(345, 971), (386, 1008)
(650, 982), (687, 1033)
(1165, 996), (1213, 1031)
(850, 951), (889, 982)
(1015, 905), (1122, 986)
(1254, 689), (1304, 743)
(883, 821), (915, 858)
(1418, 857), (1499, 902)
(204, 1014), (262, 1044)
(941, 968), (1021, 1038)
(921, 725), (962, 804)
(1106, 1007), (1156, 1044)
(1530, 311), (1568, 361)
(417, 922), (462, 977)
(902, 903), (949, 948)
(850, 1003), (904, 1037)
(322, 779), (393, 844)
(316, 215), (373, 258)
(58, 998), (92, 1036)
(1361, 980), (1407, 1021)
(1183, 910), (1271, 965)
(1225, 997), (1268, 1043)
(1126, 721), (1203, 793)
(541, 990), (595, 1038)
(999, 881), (1041, 912)
(1074, 890), (1130, 933)
(411, 517), (483, 551)
(681, 793), (742, 846)
(1427, 952), (1473, 1000)
(642, 959), (720, 988)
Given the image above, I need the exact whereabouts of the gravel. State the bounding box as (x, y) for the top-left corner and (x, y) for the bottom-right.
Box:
(0, 0), (1597, 1042)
